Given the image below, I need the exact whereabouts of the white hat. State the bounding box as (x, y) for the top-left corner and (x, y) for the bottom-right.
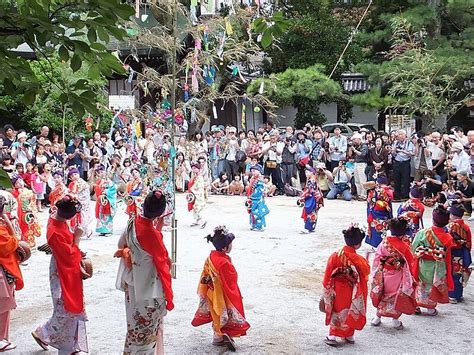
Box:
(451, 142), (464, 151)
(228, 126), (237, 133)
(115, 135), (123, 142)
(17, 132), (27, 140)
(352, 133), (363, 140)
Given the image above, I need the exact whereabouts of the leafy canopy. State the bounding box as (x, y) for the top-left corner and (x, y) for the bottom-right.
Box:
(0, 0), (134, 116)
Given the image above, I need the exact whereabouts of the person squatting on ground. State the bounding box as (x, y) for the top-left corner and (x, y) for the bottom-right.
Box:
(115, 190), (174, 355)
(370, 217), (417, 329)
(32, 195), (89, 354)
(191, 225), (250, 352)
(321, 224), (370, 347)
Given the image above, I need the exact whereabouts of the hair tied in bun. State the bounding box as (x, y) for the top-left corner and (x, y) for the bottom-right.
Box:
(154, 190), (162, 199)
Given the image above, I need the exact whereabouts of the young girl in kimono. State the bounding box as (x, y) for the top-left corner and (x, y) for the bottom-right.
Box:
(322, 224), (370, 347)
(447, 203), (472, 303)
(188, 162), (207, 228)
(115, 190), (174, 355)
(0, 196), (24, 352)
(246, 164), (269, 231)
(397, 186), (425, 240)
(49, 171), (68, 213)
(68, 168), (93, 238)
(94, 165), (117, 236)
(192, 226), (250, 352)
(300, 165), (324, 234)
(370, 217), (417, 329)
(32, 195), (88, 353)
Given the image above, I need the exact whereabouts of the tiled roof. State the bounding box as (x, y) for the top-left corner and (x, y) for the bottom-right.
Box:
(341, 72), (370, 92)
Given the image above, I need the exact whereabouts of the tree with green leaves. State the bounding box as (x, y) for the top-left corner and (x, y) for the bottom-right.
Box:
(352, 0), (473, 128)
(0, 0), (134, 117)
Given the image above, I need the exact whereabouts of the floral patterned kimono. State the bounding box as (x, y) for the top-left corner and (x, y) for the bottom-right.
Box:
(322, 246), (370, 337)
(188, 172), (206, 224)
(94, 179), (117, 235)
(125, 177), (144, 217)
(365, 185), (393, 248)
(0, 190), (21, 237)
(447, 219), (472, 300)
(68, 178), (93, 238)
(192, 250), (250, 338)
(301, 179), (324, 232)
(397, 198), (425, 239)
(12, 187), (41, 248)
(115, 216), (174, 354)
(412, 226), (455, 308)
(246, 177), (270, 231)
(371, 236), (417, 318)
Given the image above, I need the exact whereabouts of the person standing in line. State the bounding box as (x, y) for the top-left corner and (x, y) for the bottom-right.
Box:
(370, 217), (417, 329)
(328, 127), (347, 171)
(0, 196), (24, 352)
(321, 224), (370, 347)
(32, 196), (88, 354)
(115, 191), (174, 355)
(391, 130), (415, 201)
(411, 205), (455, 316)
(447, 204), (472, 304)
(192, 226), (250, 352)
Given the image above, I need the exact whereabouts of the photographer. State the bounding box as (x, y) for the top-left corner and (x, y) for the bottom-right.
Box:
(391, 129), (415, 201)
(348, 133), (368, 200)
(262, 131), (285, 194)
(419, 169), (442, 200)
(311, 127), (326, 165)
(315, 163), (333, 197)
(295, 131), (313, 186)
(66, 135), (85, 177)
(427, 132), (445, 180)
(413, 131), (433, 182)
(326, 160), (352, 201)
(328, 127), (348, 171)
(10, 131), (32, 166)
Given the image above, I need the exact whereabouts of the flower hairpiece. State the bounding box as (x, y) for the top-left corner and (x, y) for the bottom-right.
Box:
(213, 225), (229, 235)
(347, 222), (366, 234)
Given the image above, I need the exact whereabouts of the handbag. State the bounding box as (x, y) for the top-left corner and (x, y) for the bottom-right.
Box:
(265, 160), (277, 169)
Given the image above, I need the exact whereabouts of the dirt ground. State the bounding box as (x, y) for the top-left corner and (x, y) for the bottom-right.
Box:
(10, 195), (474, 354)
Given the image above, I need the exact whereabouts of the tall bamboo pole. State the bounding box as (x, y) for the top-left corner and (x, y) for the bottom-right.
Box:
(170, 0), (178, 279)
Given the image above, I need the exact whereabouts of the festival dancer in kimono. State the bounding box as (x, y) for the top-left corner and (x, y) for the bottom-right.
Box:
(397, 186), (425, 239)
(0, 189), (21, 237)
(365, 175), (393, 250)
(447, 204), (472, 303)
(32, 196), (89, 353)
(49, 171), (68, 214)
(188, 162), (207, 228)
(68, 168), (93, 238)
(192, 226), (250, 352)
(125, 168), (144, 217)
(370, 218), (417, 329)
(11, 175), (41, 248)
(246, 164), (269, 231)
(322, 224), (370, 347)
(94, 165), (117, 236)
(0, 196), (24, 352)
(300, 166), (324, 234)
(411, 205), (455, 316)
(115, 190), (174, 355)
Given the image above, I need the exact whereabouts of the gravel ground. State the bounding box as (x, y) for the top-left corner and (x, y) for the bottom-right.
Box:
(9, 195), (474, 354)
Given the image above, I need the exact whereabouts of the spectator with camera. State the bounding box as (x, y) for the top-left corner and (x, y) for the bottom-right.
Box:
(66, 135), (85, 177)
(295, 131), (313, 186)
(449, 141), (471, 180)
(348, 133), (368, 200)
(328, 127), (347, 171)
(10, 131), (32, 167)
(426, 131), (445, 180)
(315, 163), (333, 197)
(262, 131), (285, 194)
(367, 137), (389, 180)
(413, 131), (433, 182)
(281, 134), (297, 186)
(311, 127), (326, 166)
(391, 129), (415, 201)
(326, 160), (352, 201)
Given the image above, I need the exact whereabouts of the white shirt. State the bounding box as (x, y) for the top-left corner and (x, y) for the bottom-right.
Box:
(452, 151), (472, 174)
(427, 142), (444, 161)
(263, 141), (284, 164)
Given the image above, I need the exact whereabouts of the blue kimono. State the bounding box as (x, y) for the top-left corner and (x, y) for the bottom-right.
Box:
(96, 181), (117, 234)
(248, 179), (269, 230)
(448, 220), (472, 300)
(365, 186), (393, 248)
(301, 180), (322, 232)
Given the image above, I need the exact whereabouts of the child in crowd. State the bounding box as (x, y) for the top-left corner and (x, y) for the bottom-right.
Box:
(229, 175), (244, 195)
(192, 226), (250, 351)
(23, 162), (34, 188)
(31, 165), (46, 212)
(1, 156), (15, 176)
(211, 172), (230, 195)
(263, 176), (276, 197)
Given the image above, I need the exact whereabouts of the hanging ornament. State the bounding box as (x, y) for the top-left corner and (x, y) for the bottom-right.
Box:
(161, 98), (171, 110)
(232, 66), (239, 76)
(225, 17), (233, 36)
(84, 116), (93, 132)
(184, 83), (190, 102)
(241, 102), (246, 128)
(135, 120), (142, 137)
(213, 104), (218, 119)
(259, 81), (265, 94)
(204, 25), (210, 51)
(254, 106), (261, 113)
(191, 107), (197, 123)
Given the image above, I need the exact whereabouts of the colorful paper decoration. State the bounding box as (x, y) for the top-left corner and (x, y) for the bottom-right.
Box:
(225, 17), (233, 36)
(84, 116), (93, 132)
(213, 104), (218, 119)
(241, 102), (246, 128)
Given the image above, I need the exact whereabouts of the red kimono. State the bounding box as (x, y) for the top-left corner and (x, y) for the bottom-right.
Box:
(322, 246), (370, 337)
(135, 215), (174, 311)
(192, 250), (250, 337)
(0, 224), (23, 291)
(47, 218), (83, 314)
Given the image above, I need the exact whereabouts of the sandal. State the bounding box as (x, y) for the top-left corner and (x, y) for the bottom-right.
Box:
(425, 309), (438, 317)
(0, 341), (16, 352)
(222, 334), (236, 352)
(31, 331), (49, 351)
(324, 337), (341, 347)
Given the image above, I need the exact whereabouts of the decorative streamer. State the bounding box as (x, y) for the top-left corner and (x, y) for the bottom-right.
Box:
(241, 101), (246, 128)
(225, 17), (233, 36)
(213, 104), (218, 119)
(259, 81), (265, 94)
